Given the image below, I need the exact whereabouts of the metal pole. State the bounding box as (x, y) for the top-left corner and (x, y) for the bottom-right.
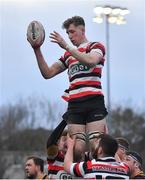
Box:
(105, 15), (111, 123)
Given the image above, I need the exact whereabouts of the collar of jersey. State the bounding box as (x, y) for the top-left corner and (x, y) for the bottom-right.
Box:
(97, 157), (116, 161)
(78, 41), (90, 48)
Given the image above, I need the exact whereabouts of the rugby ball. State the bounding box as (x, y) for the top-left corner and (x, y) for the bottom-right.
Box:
(27, 20), (45, 47)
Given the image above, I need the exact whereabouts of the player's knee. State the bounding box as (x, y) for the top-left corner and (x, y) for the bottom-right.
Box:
(88, 131), (103, 152)
(88, 131), (103, 141)
(72, 132), (86, 140)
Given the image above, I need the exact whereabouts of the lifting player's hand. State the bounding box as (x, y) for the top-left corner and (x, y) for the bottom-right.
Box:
(67, 134), (75, 148)
(49, 31), (68, 50)
(27, 37), (42, 49)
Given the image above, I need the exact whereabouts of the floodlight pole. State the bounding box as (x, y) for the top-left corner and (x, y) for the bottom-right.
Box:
(93, 6), (130, 128)
(105, 15), (111, 121)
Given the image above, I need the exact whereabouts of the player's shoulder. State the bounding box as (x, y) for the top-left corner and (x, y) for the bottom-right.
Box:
(86, 42), (105, 53)
(86, 41), (105, 50)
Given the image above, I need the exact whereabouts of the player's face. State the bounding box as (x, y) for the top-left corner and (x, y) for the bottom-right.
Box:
(124, 155), (137, 174)
(124, 155), (136, 173)
(58, 135), (68, 153)
(66, 24), (85, 47)
(25, 159), (38, 179)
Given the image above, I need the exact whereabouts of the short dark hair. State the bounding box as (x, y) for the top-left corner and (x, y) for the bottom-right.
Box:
(62, 16), (85, 29)
(116, 137), (130, 151)
(27, 156), (44, 172)
(127, 151), (143, 167)
(98, 134), (118, 157)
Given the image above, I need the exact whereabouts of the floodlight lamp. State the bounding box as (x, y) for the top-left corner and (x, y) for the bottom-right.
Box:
(116, 16), (126, 25)
(94, 6), (103, 15)
(112, 8), (121, 15)
(108, 16), (117, 24)
(120, 8), (130, 16)
(93, 16), (103, 23)
(103, 7), (112, 15)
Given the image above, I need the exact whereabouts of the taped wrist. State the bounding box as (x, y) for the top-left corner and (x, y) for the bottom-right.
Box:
(71, 132), (86, 142)
(88, 131), (103, 141)
(65, 44), (73, 52)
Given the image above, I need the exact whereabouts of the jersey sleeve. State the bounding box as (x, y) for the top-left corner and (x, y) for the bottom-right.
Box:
(57, 56), (67, 70)
(70, 162), (86, 177)
(86, 42), (106, 57)
(58, 51), (71, 69)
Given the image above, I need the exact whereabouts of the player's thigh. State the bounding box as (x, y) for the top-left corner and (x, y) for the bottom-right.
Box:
(86, 118), (108, 152)
(67, 123), (86, 146)
(68, 123), (86, 158)
(86, 118), (107, 133)
(68, 123), (86, 136)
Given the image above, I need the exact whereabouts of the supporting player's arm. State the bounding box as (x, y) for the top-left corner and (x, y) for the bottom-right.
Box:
(47, 119), (67, 158)
(64, 135), (75, 174)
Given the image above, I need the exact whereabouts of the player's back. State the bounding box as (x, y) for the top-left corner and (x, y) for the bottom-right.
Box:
(85, 157), (130, 179)
(72, 157), (130, 179)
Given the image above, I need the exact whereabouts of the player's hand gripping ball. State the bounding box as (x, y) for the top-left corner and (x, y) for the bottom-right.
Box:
(27, 21), (45, 48)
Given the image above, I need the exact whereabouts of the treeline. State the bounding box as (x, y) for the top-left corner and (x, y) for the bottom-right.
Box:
(111, 107), (145, 161)
(0, 97), (66, 150)
(0, 98), (145, 168)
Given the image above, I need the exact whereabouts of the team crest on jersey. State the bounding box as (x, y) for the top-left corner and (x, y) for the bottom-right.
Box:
(68, 62), (89, 76)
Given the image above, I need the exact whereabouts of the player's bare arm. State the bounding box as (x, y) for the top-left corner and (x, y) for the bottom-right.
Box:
(33, 47), (64, 79)
(27, 22), (64, 79)
(64, 135), (75, 174)
(49, 31), (102, 67)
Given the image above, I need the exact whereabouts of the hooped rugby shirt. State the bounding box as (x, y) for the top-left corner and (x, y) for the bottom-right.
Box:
(58, 42), (106, 102)
(70, 157), (130, 179)
(47, 151), (72, 179)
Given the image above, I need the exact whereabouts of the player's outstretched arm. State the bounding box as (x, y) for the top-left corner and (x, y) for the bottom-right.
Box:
(33, 47), (64, 79)
(27, 21), (64, 79)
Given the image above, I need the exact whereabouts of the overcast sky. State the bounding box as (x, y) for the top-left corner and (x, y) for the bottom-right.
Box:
(0, 0), (145, 111)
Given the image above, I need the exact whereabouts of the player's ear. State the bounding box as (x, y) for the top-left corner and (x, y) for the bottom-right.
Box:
(98, 146), (103, 155)
(78, 25), (85, 34)
(134, 162), (139, 168)
(81, 26), (85, 35)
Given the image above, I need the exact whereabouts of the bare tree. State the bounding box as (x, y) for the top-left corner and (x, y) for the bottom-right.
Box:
(110, 106), (145, 169)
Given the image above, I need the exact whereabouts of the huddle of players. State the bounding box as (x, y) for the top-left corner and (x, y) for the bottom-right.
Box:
(25, 120), (145, 179)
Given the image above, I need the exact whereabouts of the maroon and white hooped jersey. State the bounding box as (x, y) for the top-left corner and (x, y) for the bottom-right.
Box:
(58, 42), (106, 102)
(47, 151), (72, 179)
(70, 157), (130, 179)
